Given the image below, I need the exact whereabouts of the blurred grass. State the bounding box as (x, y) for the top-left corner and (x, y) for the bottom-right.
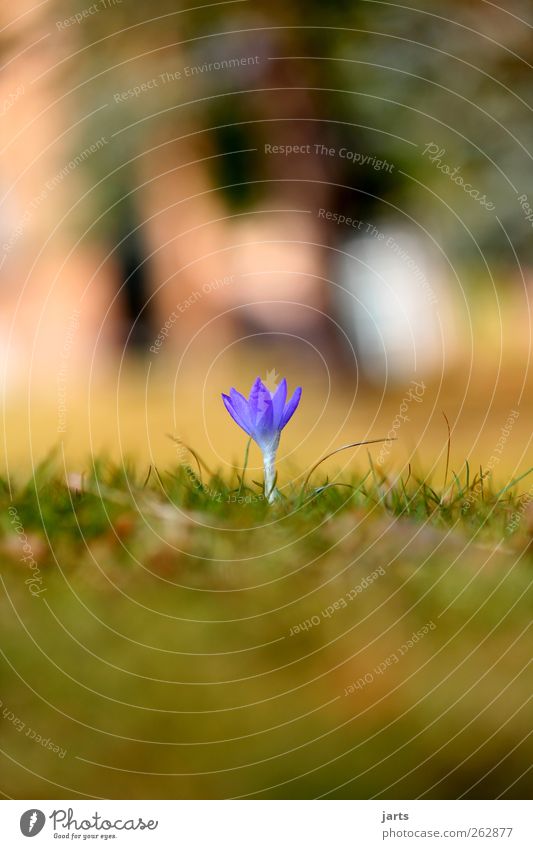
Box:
(0, 457), (531, 799)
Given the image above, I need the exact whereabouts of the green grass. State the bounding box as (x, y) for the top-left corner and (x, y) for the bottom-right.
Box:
(0, 454), (532, 799)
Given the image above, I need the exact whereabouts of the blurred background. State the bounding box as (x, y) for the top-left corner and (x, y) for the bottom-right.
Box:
(1, 0), (533, 804)
(1, 0), (532, 480)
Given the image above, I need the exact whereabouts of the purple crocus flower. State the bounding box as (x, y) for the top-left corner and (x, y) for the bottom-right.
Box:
(222, 377), (302, 502)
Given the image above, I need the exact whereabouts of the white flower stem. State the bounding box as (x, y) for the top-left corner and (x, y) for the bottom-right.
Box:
(263, 451), (279, 504)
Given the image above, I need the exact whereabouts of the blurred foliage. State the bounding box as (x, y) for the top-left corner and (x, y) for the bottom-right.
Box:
(36, 0), (533, 265)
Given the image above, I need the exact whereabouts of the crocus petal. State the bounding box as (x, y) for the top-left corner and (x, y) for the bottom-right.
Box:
(222, 394), (251, 435)
(254, 396), (274, 445)
(271, 378), (287, 430)
(229, 388), (253, 432)
(280, 386), (302, 428)
(223, 377), (301, 457)
(247, 377), (264, 427)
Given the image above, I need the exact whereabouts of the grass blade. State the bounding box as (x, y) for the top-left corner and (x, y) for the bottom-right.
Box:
(301, 438), (393, 492)
(167, 435), (214, 480)
(443, 411), (451, 489)
(494, 467), (533, 499)
(237, 437), (252, 498)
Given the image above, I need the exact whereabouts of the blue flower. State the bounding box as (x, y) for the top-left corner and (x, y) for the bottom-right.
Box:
(222, 377), (302, 502)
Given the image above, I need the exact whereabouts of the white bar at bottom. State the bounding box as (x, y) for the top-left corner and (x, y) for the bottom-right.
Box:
(1, 799), (530, 848)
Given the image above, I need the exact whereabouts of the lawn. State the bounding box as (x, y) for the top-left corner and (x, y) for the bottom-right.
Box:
(0, 454), (531, 799)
